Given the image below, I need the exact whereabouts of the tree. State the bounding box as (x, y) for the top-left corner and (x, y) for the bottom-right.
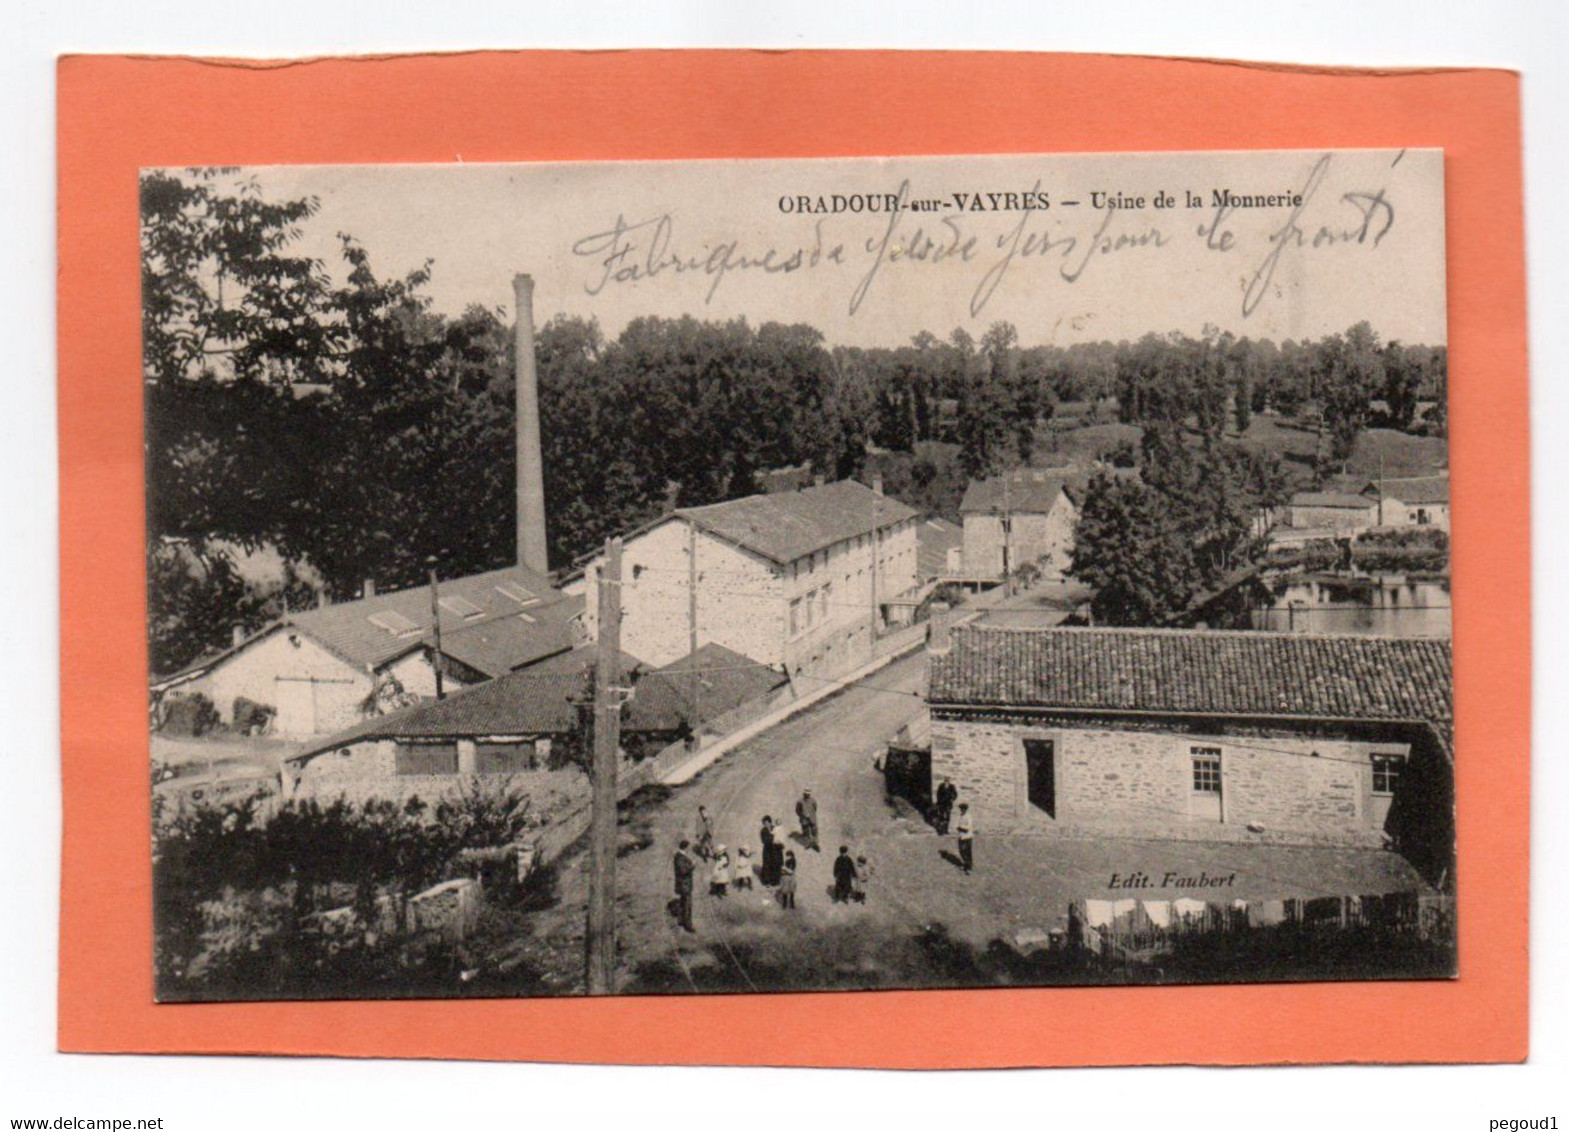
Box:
(1316, 321), (1386, 476)
(957, 323), (1020, 479)
(1070, 473), (1198, 625)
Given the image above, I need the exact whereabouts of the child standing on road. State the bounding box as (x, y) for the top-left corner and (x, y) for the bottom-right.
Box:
(778, 850), (798, 909)
(734, 845), (754, 891)
(710, 845), (731, 898)
(853, 854), (873, 904)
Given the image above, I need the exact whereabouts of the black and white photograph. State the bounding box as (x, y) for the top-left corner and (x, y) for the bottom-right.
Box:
(142, 148), (1457, 1002)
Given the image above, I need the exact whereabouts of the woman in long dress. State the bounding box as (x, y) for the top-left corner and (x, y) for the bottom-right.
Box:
(760, 816), (783, 886)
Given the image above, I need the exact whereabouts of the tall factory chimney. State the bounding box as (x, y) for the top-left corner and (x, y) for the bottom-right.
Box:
(513, 273), (550, 575)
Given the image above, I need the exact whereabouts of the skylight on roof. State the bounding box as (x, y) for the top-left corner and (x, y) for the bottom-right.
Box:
(495, 581), (538, 605)
(439, 595), (486, 619)
(368, 610), (420, 636)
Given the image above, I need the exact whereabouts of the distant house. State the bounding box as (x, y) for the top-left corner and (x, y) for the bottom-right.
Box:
(581, 479), (921, 681)
(926, 625), (1453, 878)
(1362, 475), (1450, 532)
(915, 516), (964, 584)
(957, 469), (1080, 586)
(1284, 491), (1380, 535)
(281, 642), (787, 802)
(154, 565), (582, 737)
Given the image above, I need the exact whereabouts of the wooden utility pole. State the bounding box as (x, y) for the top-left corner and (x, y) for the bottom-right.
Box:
(687, 519), (701, 734)
(426, 558), (445, 700)
(1001, 474), (1014, 597)
(869, 486), (880, 648)
(586, 537), (623, 995)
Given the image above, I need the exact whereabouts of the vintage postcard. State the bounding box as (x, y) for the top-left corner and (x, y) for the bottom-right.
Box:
(143, 148), (1456, 1004)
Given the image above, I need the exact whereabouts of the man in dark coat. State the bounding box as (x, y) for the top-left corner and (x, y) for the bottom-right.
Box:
(672, 839), (696, 931)
(934, 777), (958, 835)
(760, 816), (783, 886)
(832, 845), (858, 903)
(796, 789), (820, 851)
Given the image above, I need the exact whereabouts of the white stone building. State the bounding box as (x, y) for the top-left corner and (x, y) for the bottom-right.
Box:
(153, 565), (581, 737)
(582, 479), (921, 680)
(1361, 475), (1450, 532)
(957, 469), (1080, 585)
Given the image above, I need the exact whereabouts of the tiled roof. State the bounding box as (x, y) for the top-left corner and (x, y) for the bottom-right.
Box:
(159, 565), (577, 685)
(929, 626), (1452, 731)
(959, 469), (1081, 515)
(436, 593), (583, 677)
(677, 480), (919, 566)
(656, 642), (788, 722)
(291, 642), (785, 762)
(1363, 475), (1450, 505)
(916, 517), (962, 580)
(1290, 491), (1378, 510)
(282, 564), (573, 674)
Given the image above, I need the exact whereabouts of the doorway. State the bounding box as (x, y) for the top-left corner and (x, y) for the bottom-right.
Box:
(1024, 738), (1056, 818)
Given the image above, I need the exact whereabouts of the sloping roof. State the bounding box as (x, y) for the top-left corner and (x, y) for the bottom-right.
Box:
(435, 593), (583, 677)
(290, 647), (681, 760)
(916, 517), (963, 580)
(1363, 475), (1450, 505)
(1290, 491), (1378, 510)
(959, 469), (1081, 515)
(656, 643), (788, 722)
(929, 626), (1452, 733)
(676, 480), (919, 565)
(290, 643), (786, 763)
(158, 565), (580, 686)
(284, 564), (573, 674)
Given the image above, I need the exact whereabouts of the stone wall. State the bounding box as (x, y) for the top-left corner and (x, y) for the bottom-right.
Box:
(930, 712), (1407, 847)
(286, 737), (588, 818)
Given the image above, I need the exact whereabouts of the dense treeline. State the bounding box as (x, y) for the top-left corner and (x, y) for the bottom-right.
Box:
(144, 170), (1447, 670)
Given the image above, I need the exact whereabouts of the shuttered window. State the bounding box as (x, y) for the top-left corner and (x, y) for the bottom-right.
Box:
(394, 742), (458, 776)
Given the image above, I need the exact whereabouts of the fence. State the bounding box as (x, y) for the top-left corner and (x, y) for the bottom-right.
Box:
(1061, 890), (1456, 971)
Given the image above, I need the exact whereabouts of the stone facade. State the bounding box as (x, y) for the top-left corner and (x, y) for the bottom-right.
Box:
(283, 735), (584, 812)
(584, 513), (920, 679)
(1287, 500), (1378, 533)
(930, 711), (1411, 847)
(962, 493), (1078, 581)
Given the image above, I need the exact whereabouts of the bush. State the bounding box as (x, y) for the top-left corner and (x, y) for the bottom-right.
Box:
(1352, 526), (1449, 573)
(232, 696), (275, 735)
(159, 691), (220, 736)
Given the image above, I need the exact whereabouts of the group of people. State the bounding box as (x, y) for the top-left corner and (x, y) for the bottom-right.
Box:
(671, 788), (846, 930)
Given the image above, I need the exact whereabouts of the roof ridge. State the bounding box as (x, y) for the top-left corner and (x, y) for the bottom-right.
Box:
(951, 622), (1450, 647)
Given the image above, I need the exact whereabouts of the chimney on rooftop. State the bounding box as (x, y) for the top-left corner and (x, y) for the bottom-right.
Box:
(513, 274), (550, 576)
(814, 473), (826, 488)
(927, 601), (952, 653)
(232, 624), (246, 648)
(872, 473), (884, 496)
(316, 589), (329, 609)
(363, 578), (376, 599)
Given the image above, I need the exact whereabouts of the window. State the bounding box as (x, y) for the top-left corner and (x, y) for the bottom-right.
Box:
(439, 595), (485, 619)
(821, 582), (833, 621)
(368, 610), (421, 636)
(394, 741), (458, 776)
(1371, 754), (1405, 795)
(1191, 747), (1222, 793)
(789, 597), (801, 637)
(495, 581), (537, 605)
(476, 740), (538, 774)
